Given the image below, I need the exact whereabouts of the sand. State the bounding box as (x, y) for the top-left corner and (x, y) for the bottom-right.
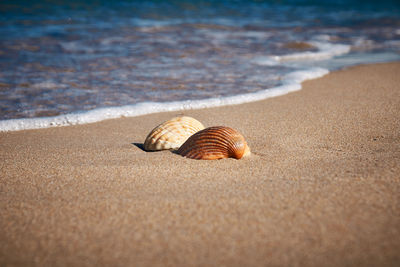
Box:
(1, 62), (400, 267)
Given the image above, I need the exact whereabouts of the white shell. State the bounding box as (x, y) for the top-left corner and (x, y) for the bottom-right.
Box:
(144, 116), (205, 151)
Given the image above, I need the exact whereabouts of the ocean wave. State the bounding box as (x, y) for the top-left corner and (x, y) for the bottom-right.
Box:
(254, 42), (351, 66)
(0, 68), (329, 132)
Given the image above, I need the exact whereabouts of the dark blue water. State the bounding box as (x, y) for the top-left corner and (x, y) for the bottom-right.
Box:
(0, 0), (399, 125)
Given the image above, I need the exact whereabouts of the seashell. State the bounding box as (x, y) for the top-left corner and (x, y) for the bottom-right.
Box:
(144, 116), (205, 151)
(177, 126), (251, 160)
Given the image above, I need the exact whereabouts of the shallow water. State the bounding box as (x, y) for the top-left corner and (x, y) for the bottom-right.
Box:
(0, 0), (400, 130)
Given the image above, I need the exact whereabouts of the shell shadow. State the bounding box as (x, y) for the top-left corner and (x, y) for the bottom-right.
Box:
(131, 143), (146, 152)
(170, 149), (180, 155)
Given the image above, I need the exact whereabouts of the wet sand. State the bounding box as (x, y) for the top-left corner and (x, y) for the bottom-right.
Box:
(1, 62), (400, 266)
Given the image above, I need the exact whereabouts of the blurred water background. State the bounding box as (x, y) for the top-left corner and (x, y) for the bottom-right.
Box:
(0, 0), (400, 130)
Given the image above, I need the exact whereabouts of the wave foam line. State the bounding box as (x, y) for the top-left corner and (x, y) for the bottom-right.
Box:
(278, 42), (351, 61)
(254, 42), (351, 66)
(0, 68), (329, 132)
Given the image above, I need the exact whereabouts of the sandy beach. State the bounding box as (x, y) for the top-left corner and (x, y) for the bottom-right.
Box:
(1, 62), (399, 266)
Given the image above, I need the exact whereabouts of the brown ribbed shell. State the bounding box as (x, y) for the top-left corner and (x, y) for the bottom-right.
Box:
(177, 126), (251, 160)
(144, 116), (205, 151)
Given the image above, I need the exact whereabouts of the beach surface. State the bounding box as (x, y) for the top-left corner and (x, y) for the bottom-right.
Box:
(1, 62), (400, 267)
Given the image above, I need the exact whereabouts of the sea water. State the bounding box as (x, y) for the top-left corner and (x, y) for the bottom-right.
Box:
(0, 0), (399, 131)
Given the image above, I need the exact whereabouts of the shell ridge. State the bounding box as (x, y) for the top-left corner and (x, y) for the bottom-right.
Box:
(195, 128), (232, 145)
(184, 149), (225, 160)
(144, 116), (205, 151)
(227, 135), (245, 158)
(208, 127), (242, 157)
(185, 145), (225, 154)
(191, 136), (229, 149)
(151, 126), (181, 149)
(182, 133), (230, 154)
(176, 126), (250, 160)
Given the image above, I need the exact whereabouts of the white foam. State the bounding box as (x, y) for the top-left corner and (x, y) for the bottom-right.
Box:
(254, 42), (351, 66)
(385, 40), (400, 48)
(32, 81), (66, 89)
(0, 68), (329, 132)
(60, 41), (95, 53)
(314, 34), (332, 41)
(280, 42), (351, 61)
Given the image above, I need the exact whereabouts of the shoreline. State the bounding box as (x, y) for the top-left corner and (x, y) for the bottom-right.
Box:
(0, 67), (328, 132)
(1, 62), (400, 266)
